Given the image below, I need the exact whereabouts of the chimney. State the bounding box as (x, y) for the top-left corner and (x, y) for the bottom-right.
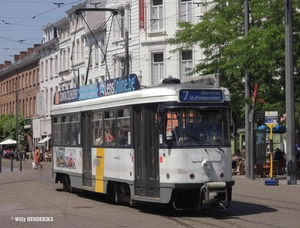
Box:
(4, 61), (11, 67)
(27, 48), (34, 55)
(20, 51), (27, 60)
(14, 55), (20, 62)
(0, 64), (4, 69)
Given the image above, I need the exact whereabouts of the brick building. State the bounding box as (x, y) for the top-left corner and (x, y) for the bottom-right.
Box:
(0, 45), (40, 151)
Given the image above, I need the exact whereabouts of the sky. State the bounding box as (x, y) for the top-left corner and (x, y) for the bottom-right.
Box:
(0, 0), (83, 64)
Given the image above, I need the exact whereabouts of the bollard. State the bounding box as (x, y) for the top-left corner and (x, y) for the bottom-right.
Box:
(0, 157), (2, 172)
(10, 156), (13, 172)
(19, 154), (22, 171)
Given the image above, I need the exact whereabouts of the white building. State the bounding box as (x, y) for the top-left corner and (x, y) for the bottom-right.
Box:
(104, 0), (207, 86)
(34, 0), (208, 146)
(34, 1), (106, 147)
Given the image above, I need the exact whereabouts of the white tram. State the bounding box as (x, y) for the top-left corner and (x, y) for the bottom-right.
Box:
(51, 74), (235, 210)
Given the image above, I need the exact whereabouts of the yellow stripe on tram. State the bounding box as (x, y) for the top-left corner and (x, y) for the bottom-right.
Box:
(95, 148), (105, 193)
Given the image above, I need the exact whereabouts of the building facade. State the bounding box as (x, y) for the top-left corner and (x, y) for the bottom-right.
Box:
(0, 0), (208, 149)
(0, 47), (40, 151)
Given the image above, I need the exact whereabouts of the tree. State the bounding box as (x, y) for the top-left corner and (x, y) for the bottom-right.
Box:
(0, 113), (26, 150)
(168, 0), (300, 131)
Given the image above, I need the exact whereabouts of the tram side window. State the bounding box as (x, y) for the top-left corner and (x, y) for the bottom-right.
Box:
(53, 116), (61, 145)
(117, 108), (130, 146)
(92, 112), (104, 146)
(104, 110), (116, 146)
(62, 115), (70, 145)
(71, 114), (81, 146)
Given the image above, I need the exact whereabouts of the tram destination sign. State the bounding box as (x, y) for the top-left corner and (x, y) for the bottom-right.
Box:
(179, 89), (223, 103)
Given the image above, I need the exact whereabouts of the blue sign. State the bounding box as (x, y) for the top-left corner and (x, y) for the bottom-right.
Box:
(56, 74), (140, 104)
(179, 89), (223, 102)
(265, 118), (277, 124)
(59, 88), (79, 104)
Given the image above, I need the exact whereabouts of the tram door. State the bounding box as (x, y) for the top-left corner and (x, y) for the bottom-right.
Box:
(134, 106), (160, 198)
(82, 111), (92, 188)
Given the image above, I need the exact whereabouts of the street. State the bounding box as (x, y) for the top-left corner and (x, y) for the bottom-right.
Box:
(0, 159), (300, 228)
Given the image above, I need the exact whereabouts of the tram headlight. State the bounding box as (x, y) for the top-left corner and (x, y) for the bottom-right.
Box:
(202, 160), (213, 171)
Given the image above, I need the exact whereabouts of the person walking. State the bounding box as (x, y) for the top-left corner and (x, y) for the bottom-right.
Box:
(34, 146), (43, 169)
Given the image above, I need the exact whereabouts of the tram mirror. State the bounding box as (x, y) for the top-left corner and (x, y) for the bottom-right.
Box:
(157, 117), (162, 129)
(156, 110), (164, 129)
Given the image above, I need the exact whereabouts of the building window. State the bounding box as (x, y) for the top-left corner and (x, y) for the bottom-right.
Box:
(119, 57), (125, 77)
(100, 39), (105, 63)
(181, 50), (193, 78)
(180, 0), (192, 23)
(55, 55), (58, 75)
(94, 44), (99, 67)
(152, 53), (164, 85)
(151, 0), (163, 31)
(81, 76), (85, 86)
(81, 38), (85, 62)
(113, 6), (131, 41)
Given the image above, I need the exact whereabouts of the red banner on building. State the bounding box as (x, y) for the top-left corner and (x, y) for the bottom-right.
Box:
(139, 0), (145, 29)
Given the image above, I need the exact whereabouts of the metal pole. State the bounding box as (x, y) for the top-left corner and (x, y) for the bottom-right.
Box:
(285, 0), (297, 184)
(270, 137), (274, 178)
(244, 0), (251, 178)
(250, 103), (255, 180)
(124, 30), (130, 76)
(10, 156), (13, 172)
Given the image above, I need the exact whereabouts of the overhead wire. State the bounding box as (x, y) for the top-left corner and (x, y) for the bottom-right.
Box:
(1, 1), (206, 66)
(0, 0), (82, 49)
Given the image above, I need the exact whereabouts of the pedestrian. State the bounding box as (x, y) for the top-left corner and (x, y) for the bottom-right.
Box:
(273, 148), (284, 160)
(296, 143), (300, 159)
(34, 146), (43, 169)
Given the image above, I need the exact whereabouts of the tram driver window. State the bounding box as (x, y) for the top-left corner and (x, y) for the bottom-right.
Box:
(165, 111), (178, 145)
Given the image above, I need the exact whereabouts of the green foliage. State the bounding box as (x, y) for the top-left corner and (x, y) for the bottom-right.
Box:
(0, 113), (26, 150)
(168, 0), (300, 130)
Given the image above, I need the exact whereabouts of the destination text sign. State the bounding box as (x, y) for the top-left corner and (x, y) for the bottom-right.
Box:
(179, 90), (223, 102)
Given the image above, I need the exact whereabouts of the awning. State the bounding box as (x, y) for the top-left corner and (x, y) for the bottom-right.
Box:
(0, 139), (16, 145)
(38, 136), (51, 144)
(24, 125), (31, 129)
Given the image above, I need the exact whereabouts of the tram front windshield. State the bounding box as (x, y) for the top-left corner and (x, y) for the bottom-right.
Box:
(165, 107), (231, 146)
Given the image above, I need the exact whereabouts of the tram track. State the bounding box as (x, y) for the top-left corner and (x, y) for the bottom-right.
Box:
(165, 212), (246, 228)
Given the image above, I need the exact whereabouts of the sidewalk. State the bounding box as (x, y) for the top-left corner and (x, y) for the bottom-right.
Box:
(0, 158), (52, 176)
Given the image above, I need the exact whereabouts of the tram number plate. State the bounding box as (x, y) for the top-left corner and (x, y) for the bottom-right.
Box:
(202, 173), (211, 177)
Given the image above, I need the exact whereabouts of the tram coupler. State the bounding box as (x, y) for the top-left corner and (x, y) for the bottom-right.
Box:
(199, 182), (227, 208)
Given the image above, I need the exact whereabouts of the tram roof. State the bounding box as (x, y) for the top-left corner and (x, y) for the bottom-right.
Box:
(51, 82), (229, 115)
